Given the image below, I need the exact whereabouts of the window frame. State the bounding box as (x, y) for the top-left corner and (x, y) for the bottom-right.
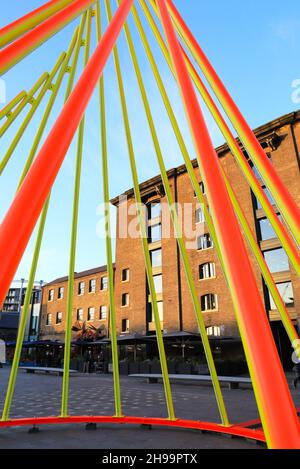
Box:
(89, 278), (96, 293)
(195, 206), (205, 224)
(100, 305), (108, 320)
(148, 223), (162, 243)
(46, 313), (52, 326)
(121, 318), (130, 333)
(57, 286), (64, 299)
(121, 293), (129, 307)
(48, 289), (54, 302)
(197, 233), (213, 251)
(201, 293), (218, 312)
(77, 308), (84, 321)
(87, 307), (95, 322)
(121, 269), (130, 282)
(199, 262), (216, 280)
(100, 276), (108, 291)
(56, 311), (63, 324)
(78, 281), (85, 295)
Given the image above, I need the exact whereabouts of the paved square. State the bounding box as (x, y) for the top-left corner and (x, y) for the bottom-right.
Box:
(0, 367), (299, 449)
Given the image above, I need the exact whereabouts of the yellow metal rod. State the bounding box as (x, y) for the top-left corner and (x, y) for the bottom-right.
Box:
(117, 0), (229, 427)
(1, 19), (84, 422)
(133, 1), (299, 354)
(0, 90), (27, 120)
(142, 0), (300, 277)
(106, 0), (175, 421)
(0, 73), (49, 137)
(61, 8), (93, 418)
(95, 0), (122, 418)
(0, 55), (65, 175)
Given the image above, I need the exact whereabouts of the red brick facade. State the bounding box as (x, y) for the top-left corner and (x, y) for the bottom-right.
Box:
(39, 111), (300, 349)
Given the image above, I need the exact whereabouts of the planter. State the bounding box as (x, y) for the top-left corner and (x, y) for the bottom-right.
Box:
(177, 363), (192, 375)
(140, 361), (151, 374)
(150, 361), (161, 374)
(128, 361), (140, 374)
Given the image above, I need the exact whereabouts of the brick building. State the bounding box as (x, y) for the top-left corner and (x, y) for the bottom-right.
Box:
(39, 111), (300, 366)
(40, 266), (112, 341)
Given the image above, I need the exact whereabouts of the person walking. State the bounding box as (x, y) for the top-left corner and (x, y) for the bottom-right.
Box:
(83, 349), (91, 374)
(293, 362), (300, 389)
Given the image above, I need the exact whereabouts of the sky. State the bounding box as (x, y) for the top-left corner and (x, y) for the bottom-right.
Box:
(1, 0), (300, 284)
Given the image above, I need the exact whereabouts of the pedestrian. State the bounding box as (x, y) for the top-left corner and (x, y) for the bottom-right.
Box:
(83, 349), (91, 373)
(293, 362), (300, 389)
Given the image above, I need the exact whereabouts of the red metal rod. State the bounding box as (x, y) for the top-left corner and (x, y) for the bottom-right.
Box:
(0, 0), (96, 74)
(0, 0), (134, 307)
(237, 408), (300, 429)
(0, 415), (266, 442)
(179, 48), (300, 272)
(164, 0), (300, 243)
(156, 0), (300, 449)
(0, 0), (76, 47)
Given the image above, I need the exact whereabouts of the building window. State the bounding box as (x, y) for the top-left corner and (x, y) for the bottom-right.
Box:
(195, 206), (205, 224)
(199, 263), (216, 280)
(56, 312), (62, 324)
(197, 233), (213, 250)
(87, 307), (95, 321)
(264, 248), (289, 273)
(78, 281), (85, 295)
(89, 279), (96, 293)
(122, 318), (130, 333)
(206, 326), (221, 337)
(77, 308), (84, 321)
(150, 249), (162, 268)
(48, 289), (54, 301)
(122, 293), (129, 307)
(58, 287), (64, 299)
(268, 282), (294, 310)
(201, 294), (218, 311)
(152, 301), (163, 322)
(258, 217), (281, 241)
(153, 274), (163, 294)
(255, 186), (276, 210)
(148, 202), (161, 220)
(250, 164), (262, 181)
(194, 181), (205, 197)
(148, 224), (161, 243)
(122, 269), (129, 282)
(46, 313), (52, 325)
(100, 305), (108, 320)
(100, 276), (108, 291)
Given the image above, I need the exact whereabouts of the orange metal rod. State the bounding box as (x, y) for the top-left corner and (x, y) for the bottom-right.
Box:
(0, 0), (96, 74)
(156, 0), (300, 449)
(164, 0), (300, 244)
(0, 0), (76, 47)
(179, 48), (300, 273)
(0, 0), (134, 307)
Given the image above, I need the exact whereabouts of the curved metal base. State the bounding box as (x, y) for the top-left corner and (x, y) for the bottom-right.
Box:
(0, 415), (266, 443)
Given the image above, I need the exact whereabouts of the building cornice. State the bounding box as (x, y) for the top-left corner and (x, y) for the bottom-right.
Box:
(110, 110), (300, 206)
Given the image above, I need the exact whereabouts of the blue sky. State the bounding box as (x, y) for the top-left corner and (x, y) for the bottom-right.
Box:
(1, 0), (300, 283)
